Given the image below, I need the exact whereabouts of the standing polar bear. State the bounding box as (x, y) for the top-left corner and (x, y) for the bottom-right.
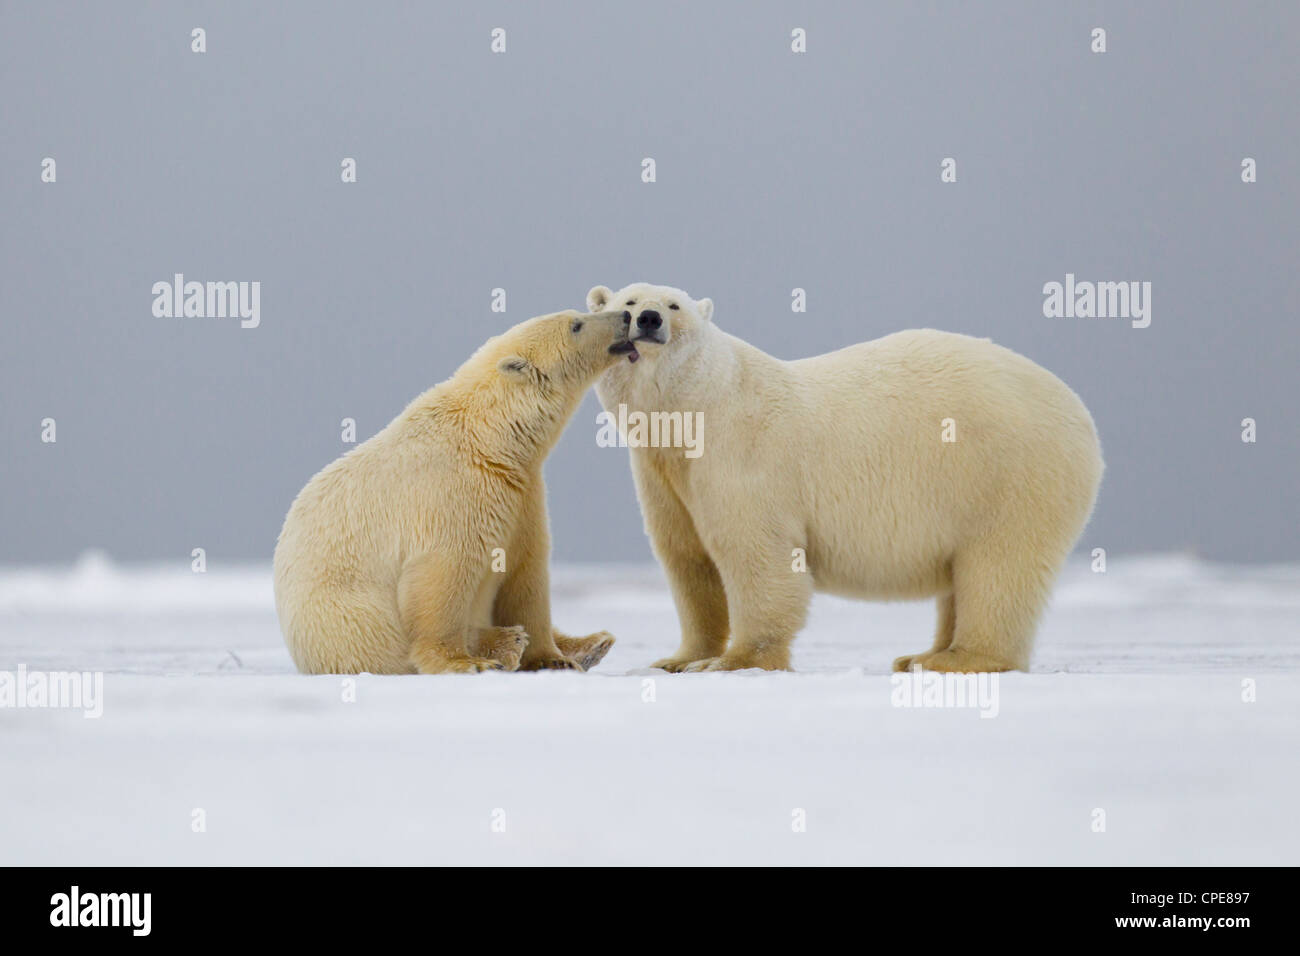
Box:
(589, 282), (1103, 673)
(274, 308), (635, 675)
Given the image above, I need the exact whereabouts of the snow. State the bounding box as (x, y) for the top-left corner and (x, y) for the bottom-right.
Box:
(1, 553), (1296, 865)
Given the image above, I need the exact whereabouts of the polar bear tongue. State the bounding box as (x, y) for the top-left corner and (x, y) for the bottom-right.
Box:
(610, 340), (640, 362)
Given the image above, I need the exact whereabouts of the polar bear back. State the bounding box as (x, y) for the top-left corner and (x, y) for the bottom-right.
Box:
(702, 328), (1102, 600)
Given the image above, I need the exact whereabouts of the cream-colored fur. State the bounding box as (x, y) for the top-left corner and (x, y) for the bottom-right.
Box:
(273, 309), (631, 675)
(589, 282), (1103, 673)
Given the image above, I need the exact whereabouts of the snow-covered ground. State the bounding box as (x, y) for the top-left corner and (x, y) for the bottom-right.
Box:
(1, 553), (1296, 865)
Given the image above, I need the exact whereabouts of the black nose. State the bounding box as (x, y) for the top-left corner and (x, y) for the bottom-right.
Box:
(621, 311), (631, 324)
(637, 310), (662, 330)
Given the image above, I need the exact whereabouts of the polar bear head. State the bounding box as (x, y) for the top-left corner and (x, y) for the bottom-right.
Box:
(487, 309), (635, 390)
(586, 283), (714, 364)
(456, 309), (635, 445)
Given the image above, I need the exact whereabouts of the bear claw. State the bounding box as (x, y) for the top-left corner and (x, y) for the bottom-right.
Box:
(520, 656), (584, 672)
(446, 658), (507, 674)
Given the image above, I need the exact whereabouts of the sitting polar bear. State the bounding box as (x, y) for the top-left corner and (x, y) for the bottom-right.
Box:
(588, 282), (1103, 673)
(274, 308), (635, 674)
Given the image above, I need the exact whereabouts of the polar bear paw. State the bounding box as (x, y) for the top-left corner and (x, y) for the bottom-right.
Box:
(519, 655), (585, 672)
(651, 656), (703, 673)
(681, 657), (727, 672)
(555, 631), (616, 670)
(679, 652), (790, 673)
(892, 648), (1016, 673)
(443, 657), (508, 674)
(475, 625), (528, 671)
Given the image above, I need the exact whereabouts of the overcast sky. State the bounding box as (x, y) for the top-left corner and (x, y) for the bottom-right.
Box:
(2, 1), (1297, 565)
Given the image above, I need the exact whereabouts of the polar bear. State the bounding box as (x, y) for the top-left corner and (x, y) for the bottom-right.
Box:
(274, 308), (636, 675)
(588, 282), (1103, 673)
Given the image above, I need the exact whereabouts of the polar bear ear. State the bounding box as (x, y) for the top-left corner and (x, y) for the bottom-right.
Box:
(587, 286), (612, 312)
(497, 355), (531, 380)
(696, 297), (714, 322)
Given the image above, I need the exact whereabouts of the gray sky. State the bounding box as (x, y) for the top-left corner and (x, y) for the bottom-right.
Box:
(2, 0), (1297, 565)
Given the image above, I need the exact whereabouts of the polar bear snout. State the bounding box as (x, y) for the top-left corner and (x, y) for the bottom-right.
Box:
(633, 308), (670, 346)
(598, 310), (641, 363)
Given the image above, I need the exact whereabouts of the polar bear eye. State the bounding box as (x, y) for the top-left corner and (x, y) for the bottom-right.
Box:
(625, 300), (636, 306)
(669, 303), (679, 310)
(570, 319), (583, 333)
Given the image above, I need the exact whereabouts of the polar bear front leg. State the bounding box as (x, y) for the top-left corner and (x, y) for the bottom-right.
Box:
(650, 551), (730, 672)
(634, 466), (730, 672)
(682, 539), (811, 672)
(495, 482), (582, 671)
(399, 553), (507, 674)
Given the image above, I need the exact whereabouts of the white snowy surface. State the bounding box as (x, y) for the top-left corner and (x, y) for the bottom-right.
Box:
(0, 553), (1297, 865)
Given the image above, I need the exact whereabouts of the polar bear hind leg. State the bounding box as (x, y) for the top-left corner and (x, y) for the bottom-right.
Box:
(894, 536), (1061, 673)
(554, 630), (616, 670)
(283, 587), (415, 675)
(892, 590), (957, 672)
